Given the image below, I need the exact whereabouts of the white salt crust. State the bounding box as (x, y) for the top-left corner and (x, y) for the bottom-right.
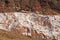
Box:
(0, 12), (60, 40)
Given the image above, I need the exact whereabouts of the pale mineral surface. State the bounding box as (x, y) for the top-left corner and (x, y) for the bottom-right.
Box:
(0, 12), (60, 40)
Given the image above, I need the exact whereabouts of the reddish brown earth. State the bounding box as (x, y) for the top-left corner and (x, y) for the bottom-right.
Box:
(0, 29), (49, 40)
(0, 0), (60, 15)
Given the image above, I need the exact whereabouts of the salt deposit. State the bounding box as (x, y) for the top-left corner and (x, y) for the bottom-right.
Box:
(0, 12), (60, 40)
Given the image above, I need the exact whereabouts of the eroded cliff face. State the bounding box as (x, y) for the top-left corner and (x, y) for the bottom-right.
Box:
(0, 13), (60, 40)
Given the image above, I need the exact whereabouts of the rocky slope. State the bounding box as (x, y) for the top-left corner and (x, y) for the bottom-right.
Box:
(0, 0), (60, 13)
(0, 0), (60, 40)
(0, 13), (60, 40)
